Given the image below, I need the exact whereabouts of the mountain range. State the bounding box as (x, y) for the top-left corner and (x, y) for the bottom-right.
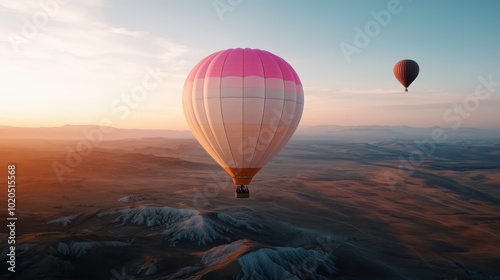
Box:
(1, 124), (498, 140)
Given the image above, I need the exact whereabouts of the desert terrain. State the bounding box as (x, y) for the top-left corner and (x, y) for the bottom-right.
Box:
(0, 126), (499, 279)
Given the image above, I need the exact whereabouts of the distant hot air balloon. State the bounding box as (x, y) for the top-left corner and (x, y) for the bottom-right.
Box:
(393, 59), (419, 92)
(183, 48), (304, 198)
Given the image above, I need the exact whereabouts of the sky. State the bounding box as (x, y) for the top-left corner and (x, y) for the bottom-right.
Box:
(1, 0), (499, 130)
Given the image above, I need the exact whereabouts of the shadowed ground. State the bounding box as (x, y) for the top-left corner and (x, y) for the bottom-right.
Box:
(0, 137), (499, 279)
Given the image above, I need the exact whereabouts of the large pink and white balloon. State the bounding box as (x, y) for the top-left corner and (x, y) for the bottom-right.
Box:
(183, 48), (304, 186)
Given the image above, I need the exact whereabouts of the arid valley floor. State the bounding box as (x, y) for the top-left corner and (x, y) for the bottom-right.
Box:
(0, 127), (499, 279)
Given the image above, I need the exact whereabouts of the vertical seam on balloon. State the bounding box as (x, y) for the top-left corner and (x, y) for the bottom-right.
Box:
(403, 62), (409, 90)
(400, 63), (404, 86)
(241, 49), (245, 169)
(266, 58), (299, 163)
(254, 50), (276, 168)
(395, 62), (404, 91)
(396, 63), (400, 86)
(254, 52), (287, 168)
(409, 62), (413, 87)
(400, 62), (405, 88)
(193, 52), (224, 168)
(197, 54), (226, 166)
(401, 63), (404, 86)
(203, 52), (230, 164)
(191, 57), (210, 147)
(272, 57), (297, 165)
(190, 53), (226, 167)
(280, 62), (303, 149)
(212, 51), (233, 167)
(250, 49), (267, 169)
(219, 49), (236, 171)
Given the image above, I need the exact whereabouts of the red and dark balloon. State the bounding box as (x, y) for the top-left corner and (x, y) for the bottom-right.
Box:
(393, 59), (419, 92)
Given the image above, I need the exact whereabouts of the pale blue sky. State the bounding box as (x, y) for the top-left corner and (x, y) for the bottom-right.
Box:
(1, 0), (499, 129)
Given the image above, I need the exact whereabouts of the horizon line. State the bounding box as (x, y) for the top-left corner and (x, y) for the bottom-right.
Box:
(1, 124), (500, 131)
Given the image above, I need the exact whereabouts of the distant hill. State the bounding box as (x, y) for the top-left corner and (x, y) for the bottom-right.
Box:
(0, 124), (498, 140)
(294, 125), (500, 140)
(0, 125), (193, 140)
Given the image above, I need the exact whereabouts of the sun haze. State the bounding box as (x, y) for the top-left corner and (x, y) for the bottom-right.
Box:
(1, 0), (499, 130)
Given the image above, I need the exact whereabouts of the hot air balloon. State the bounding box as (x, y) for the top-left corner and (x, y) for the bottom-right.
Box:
(393, 59), (419, 92)
(183, 48), (304, 198)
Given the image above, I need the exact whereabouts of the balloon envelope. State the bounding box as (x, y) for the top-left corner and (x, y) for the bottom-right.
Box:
(183, 48), (304, 185)
(393, 59), (419, 92)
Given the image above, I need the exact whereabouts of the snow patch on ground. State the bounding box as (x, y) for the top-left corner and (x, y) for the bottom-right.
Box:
(201, 239), (248, 266)
(47, 215), (78, 226)
(55, 240), (130, 258)
(99, 206), (261, 246)
(160, 214), (230, 246)
(217, 213), (261, 232)
(56, 241), (97, 258)
(236, 246), (336, 280)
(170, 240), (251, 279)
(118, 194), (151, 203)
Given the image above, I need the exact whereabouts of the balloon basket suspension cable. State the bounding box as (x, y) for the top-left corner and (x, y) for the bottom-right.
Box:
(235, 184), (250, 198)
